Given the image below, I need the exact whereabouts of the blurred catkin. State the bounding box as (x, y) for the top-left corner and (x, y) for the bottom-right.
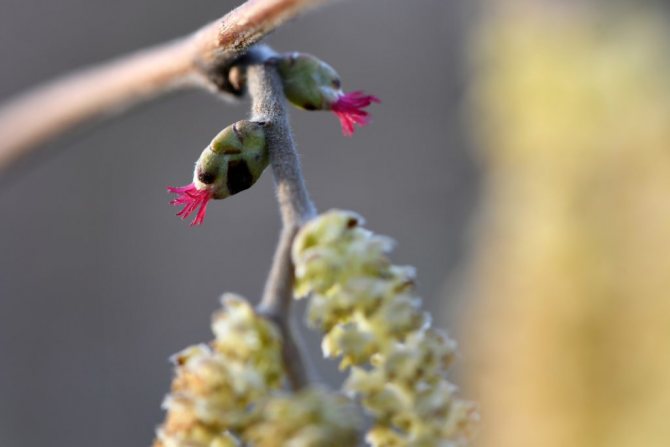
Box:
(462, 2), (670, 447)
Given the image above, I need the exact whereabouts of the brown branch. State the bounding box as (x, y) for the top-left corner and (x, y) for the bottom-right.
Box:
(0, 0), (329, 171)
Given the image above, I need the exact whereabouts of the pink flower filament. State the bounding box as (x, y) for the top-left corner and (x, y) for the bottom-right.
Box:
(331, 91), (381, 136)
(167, 183), (213, 226)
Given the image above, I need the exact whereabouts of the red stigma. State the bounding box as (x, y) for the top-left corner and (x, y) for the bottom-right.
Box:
(167, 183), (213, 226)
(331, 91), (381, 136)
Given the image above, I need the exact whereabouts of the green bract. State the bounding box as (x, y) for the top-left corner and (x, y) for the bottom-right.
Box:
(276, 52), (341, 110)
(194, 120), (269, 199)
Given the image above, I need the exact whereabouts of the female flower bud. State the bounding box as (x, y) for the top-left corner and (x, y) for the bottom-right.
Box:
(276, 52), (380, 136)
(168, 120), (269, 226)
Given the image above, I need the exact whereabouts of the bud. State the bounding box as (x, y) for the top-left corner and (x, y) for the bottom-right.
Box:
(168, 120), (269, 226)
(276, 52), (380, 136)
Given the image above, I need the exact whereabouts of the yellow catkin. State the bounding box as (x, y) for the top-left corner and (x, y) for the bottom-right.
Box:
(154, 295), (284, 447)
(293, 210), (477, 446)
(154, 294), (362, 447)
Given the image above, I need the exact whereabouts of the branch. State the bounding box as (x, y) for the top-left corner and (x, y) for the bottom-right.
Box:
(247, 60), (317, 390)
(0, 0), (329, 171)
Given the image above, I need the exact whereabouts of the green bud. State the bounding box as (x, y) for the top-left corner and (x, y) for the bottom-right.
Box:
(276, 52), (342, 110)
(193, 120), (269, 199)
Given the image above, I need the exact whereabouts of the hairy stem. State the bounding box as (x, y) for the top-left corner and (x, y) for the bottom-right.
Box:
(248, 61), (316, 389)
(0, 0), (329, 171)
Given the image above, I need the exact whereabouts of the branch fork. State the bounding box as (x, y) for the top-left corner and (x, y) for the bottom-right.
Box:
(0, 0), (330, 171)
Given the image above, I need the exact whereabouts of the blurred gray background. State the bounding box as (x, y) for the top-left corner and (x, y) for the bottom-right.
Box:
(0, 1), (478, 446)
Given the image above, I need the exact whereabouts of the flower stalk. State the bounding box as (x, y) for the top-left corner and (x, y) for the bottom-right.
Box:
(247, 59), (317, 389)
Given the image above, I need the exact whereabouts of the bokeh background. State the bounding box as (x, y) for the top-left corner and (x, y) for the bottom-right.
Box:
(1, 0), (670, 446)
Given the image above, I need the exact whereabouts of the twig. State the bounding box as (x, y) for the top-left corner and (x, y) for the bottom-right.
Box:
(247, 60), (317, 390)
(0, 0), (329, 171)
(0, 0), (323, 390)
